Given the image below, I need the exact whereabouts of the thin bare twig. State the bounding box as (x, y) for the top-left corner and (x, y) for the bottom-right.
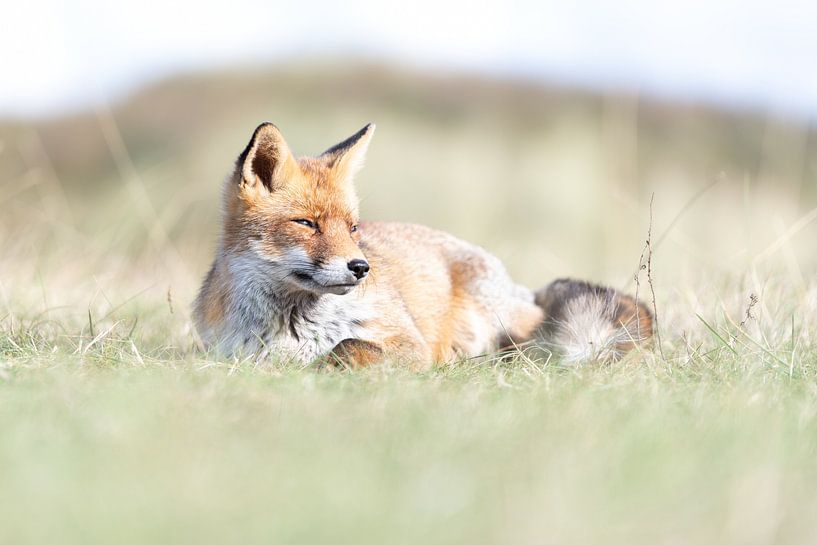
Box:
(635, 194), (665, 360)
(739, 293), (759, 328)
(167, 287), (174, 315)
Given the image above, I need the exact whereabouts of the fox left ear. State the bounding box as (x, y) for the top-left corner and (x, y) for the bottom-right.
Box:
(320, 123), (375, 184)
(239, 123), (297, 192)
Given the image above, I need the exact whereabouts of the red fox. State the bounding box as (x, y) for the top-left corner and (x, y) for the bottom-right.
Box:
(194, 123), (652, 367)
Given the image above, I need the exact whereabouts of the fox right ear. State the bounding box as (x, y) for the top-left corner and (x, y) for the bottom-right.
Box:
(320, 123), (375, 185)
(238, 123), (296, 192)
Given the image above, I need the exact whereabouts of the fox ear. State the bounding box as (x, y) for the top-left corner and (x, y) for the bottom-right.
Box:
(239, 123), (297, 192)
(320, 123), (375, 184)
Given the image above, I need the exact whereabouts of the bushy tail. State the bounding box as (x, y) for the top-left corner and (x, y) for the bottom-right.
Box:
(534, 278), (653, 364)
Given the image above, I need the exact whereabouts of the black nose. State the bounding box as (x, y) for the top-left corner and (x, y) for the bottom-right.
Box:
(347, 259), (370, 279)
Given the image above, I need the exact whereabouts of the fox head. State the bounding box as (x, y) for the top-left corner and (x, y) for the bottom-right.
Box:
(223, 123), (375, 296)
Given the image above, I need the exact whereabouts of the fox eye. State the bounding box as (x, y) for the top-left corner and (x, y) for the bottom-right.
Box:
(350, 224), (359, 233)
(292, 219), (317, 229)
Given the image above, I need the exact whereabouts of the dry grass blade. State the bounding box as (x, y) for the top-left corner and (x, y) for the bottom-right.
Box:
(81, 321), (121, 354)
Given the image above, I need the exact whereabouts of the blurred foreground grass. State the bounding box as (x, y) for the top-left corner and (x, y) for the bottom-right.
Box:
(1, 62), (817, 544)
(2, 328), (817, 544)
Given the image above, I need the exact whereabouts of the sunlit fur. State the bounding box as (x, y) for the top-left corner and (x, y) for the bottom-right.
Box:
(194, 123), (652, 367)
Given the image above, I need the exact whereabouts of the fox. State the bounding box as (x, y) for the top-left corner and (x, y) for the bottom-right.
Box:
(193, 122), (653, 368)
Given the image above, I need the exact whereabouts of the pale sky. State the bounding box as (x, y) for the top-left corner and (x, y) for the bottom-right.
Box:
(2, 0), (817, 118)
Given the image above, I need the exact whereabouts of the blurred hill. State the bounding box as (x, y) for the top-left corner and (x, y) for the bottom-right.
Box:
(1, 62), (815, 298)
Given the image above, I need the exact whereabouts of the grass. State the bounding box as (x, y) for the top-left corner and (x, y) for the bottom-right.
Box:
(1, 277), (816, 544)
(2, 63), (817, 544)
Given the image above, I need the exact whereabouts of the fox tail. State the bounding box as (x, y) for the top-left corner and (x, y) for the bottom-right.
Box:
(534, 278), (653, 364)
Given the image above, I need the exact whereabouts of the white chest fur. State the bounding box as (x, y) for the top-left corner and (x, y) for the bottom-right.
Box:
(216, 254), (375, 362)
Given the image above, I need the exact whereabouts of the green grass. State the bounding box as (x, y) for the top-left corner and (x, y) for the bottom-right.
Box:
(2, 297), (817, 544)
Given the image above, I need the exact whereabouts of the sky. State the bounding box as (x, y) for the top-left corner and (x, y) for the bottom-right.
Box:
(2, 0), (817, 119)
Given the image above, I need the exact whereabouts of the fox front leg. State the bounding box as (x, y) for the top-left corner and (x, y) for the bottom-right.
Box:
(327, 338), (385, 368)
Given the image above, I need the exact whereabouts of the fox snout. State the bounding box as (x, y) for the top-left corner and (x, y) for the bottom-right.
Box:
(299, 255), (368, 295)
(276, 248), (368, 296)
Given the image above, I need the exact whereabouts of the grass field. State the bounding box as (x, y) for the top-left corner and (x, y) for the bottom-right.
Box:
(3, 304), (817, 544)
(2, 63), (817, 544)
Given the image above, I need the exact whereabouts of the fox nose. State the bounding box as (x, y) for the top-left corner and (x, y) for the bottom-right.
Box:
(347, 259), (370, 279)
